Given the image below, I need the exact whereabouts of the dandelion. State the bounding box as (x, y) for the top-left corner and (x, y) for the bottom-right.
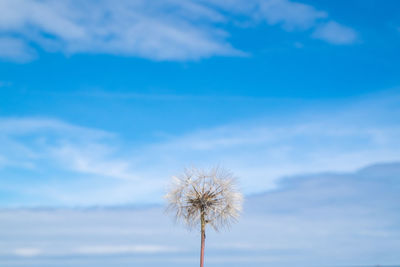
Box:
(165, 166), (243, 267)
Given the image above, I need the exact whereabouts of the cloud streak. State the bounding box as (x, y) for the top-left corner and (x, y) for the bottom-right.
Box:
(0, 0), (357, 62)
(76, 245), (180, 255)
(0, 91), (399, 206)
(313, 21), (358, 45)
(0, 36), (37, 62)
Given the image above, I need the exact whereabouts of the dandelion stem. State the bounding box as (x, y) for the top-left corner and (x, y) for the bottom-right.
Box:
(200, 211), (206, 267)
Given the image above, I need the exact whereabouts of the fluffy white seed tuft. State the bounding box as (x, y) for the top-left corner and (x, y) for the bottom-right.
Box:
(165, 166), (243, 231)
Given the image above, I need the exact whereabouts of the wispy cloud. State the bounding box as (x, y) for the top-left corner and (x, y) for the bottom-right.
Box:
(0, 91), (399, 206)
(0, 37), (37, 62)
(13, 248), (42, 257)
(312, 21), (358, 45)
(8, 244), (182, 258)
(76, 245), (181, 255)
(0, 0), (357, 62)
(0, 117), (153, 206)
(0, 0), (242, 62)
(208, 0), (327, 30)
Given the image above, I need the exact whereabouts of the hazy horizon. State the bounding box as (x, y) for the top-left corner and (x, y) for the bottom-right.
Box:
(1, 161), (400, 266)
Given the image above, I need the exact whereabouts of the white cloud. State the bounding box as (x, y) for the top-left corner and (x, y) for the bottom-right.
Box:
(76, 245), (180, 255)
(1, 91), (400, 206)
(201, 0), (327, 30)
(147, 121), (400, 193)
(0, 117), (111, 137)
(256, 0), (327, 30)
(0, 117), (115, 171)
(0, 117), (167, 206)
(0, 36), (37, 62)
(49, 144), (136, 180)
(0, 0), (357, 62)
(13, 248), (42, 257)
(0, 0), (242, 62)
(312, 21), (358, 45)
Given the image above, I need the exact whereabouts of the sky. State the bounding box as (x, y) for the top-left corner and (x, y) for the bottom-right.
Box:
(1, 0), (400, 266)
(1, 0), (400, 207)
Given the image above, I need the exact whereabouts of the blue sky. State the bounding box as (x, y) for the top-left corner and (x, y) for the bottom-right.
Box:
(1, 0), (400, 207)
(1, 1), (400, 266)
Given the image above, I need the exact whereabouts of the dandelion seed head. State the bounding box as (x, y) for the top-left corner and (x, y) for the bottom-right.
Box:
(165, 166), (243, 231)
